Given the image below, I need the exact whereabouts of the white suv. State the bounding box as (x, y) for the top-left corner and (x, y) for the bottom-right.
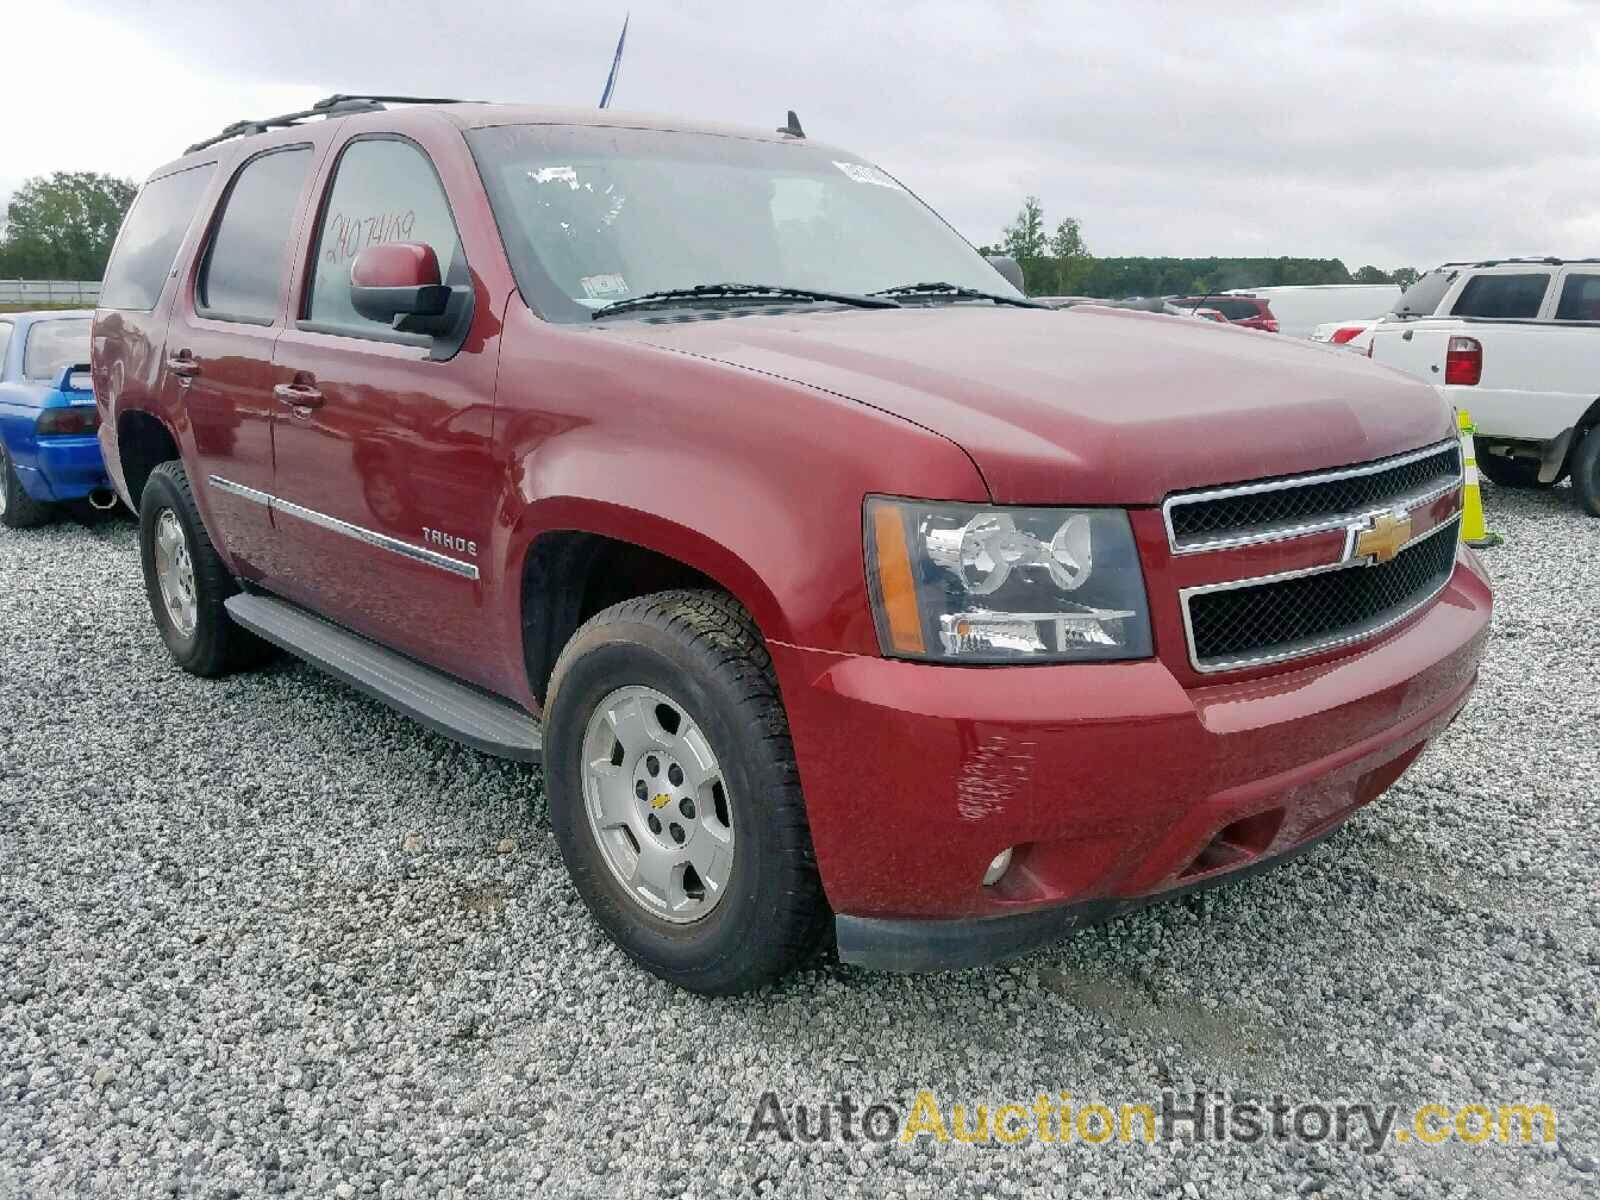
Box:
(1365, 259), (1600, 515)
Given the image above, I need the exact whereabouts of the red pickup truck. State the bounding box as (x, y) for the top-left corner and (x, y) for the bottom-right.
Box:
(93, 96), (1491, 993)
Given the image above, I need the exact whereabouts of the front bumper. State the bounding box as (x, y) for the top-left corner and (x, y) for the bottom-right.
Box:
(836, 826), (1340, 973)
(16, 435), (112, 502)
(770, 552), (1491, 971)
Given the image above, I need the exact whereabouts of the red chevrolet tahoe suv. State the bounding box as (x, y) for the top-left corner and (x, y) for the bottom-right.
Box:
(92, 96), (1491, 994)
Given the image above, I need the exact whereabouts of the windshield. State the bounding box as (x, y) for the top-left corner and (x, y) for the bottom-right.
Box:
(23, 318), (91, 382)
(466, 124), (1020, 323)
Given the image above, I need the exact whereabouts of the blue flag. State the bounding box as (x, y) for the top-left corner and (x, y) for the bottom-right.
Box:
(599, 15), (629, 109)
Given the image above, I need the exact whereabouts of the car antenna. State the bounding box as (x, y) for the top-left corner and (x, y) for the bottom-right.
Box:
(777, 110), (805, 139)
(598, 14), (629, 109)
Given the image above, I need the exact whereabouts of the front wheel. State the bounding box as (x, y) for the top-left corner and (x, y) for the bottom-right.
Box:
(1572, 426), (1600, 517)
(0, 441), (54, 529)
(543, 590), (827, 994)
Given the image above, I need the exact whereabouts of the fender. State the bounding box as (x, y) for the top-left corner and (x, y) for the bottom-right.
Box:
(489, 494), (791, 712)
(483, 307), (992, 709)
(500, 494), (789, 648)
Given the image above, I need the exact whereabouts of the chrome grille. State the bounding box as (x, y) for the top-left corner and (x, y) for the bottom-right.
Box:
(1165, 441), (1462, 554)
(1182, 516), (1461, 673)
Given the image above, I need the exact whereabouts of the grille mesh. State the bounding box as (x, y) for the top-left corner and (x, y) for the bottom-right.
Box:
(1169, 445), (1461, 547)
(1187, 519), (1460, 668)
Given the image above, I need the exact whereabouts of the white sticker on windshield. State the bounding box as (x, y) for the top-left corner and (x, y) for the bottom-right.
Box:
(832, 161), (901, 190)
(580, 273), (630, 299)
(531, 166), (580, 189)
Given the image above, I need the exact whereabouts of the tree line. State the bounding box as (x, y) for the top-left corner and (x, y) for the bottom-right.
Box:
(0, 172), (137, 280)
(980, 195), (1420, 299)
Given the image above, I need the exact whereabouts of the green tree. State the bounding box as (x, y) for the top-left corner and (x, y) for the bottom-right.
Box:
(1353, 265), (1392, 284)
(1048, 217), (1090, 294)
(1392, 266), (1421, 290)
(1001, 196), (1048, 293)
(0, 172), (137, 279)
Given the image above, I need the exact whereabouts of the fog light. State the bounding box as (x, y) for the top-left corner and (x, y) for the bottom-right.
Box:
(982, 847), (1014, 886)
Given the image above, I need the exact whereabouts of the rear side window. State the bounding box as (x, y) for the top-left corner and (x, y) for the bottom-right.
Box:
(198, 146), (313, 324)
(23, 319), (92, 381)
(0, 323), (11, 372)
(1392, 270), (1452, 317)
(1554, 273), (1600, 321)
(306, 138), (463, 335)
(99, 164), (215, 311)
(1450, 273), (1549, 320)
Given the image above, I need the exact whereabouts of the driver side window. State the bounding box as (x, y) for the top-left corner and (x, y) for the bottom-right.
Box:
(307, 138), (464, 335)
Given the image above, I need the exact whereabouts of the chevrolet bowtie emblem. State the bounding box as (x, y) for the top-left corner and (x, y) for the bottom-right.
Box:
(1352, 510), (1413, 565)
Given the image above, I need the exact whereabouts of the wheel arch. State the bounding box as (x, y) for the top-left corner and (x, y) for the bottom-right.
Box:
(1570, 396), (1600, 455)
(509, 497), (792, 706)
(115, 408), (181, 513)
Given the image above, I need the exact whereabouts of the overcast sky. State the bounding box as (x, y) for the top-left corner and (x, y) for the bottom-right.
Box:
(6, 1), (1598, 269)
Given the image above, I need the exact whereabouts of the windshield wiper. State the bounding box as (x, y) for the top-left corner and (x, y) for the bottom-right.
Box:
(870, 281), (1046, 309)
(592, 282), (901, 319)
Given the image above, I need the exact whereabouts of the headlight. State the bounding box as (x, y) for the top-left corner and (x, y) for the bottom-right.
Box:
(864, 497), (1153, 663)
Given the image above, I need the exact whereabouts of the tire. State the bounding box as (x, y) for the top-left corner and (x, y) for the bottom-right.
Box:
(544, 589), (827, 994)
(0, 440), (55, 529)
(1572, 426), (1600, 517)
(138, 460), (269, 676)
(1476, 451), (1546, 490)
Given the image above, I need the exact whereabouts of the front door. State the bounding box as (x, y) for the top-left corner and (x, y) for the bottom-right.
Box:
(267, 131), (504, 687)
(165, 140), (321, 581)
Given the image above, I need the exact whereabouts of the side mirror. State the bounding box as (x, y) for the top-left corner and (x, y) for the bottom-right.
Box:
(350, 242), (451, 326)
(985, 254), (1025, 293)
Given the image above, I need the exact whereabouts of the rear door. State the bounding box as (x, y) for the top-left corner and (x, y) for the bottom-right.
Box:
(92, 161), (217, 508)
(1499, 267), (1600, 438)
(267, 124), (507, 688)
(162, 134), (326, 580)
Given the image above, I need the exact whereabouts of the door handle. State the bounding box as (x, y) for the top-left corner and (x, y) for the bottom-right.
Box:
(273, 383), (325, 409)
(166, 354), (200, 378)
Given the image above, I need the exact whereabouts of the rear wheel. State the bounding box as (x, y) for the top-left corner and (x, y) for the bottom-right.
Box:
(0, 441), (55, 529)
(1476, 451), (1547, 489)
(544, 590), (827, 994)
(139, 461), (269, 676)
(1572, 426), (1600, 517)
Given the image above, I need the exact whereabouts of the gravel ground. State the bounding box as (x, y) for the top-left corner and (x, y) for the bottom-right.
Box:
(1, 482), (1596, 1200)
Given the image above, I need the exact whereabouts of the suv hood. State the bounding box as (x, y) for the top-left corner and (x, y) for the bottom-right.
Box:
(624, 304), (1450, 504)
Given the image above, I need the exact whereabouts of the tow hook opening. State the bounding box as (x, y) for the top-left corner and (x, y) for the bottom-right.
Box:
(981, 847), (1015, 886)
(1180, 808), (1285, 879)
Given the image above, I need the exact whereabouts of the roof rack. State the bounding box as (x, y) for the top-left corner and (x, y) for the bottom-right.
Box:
(185, 93), (479, 154)
(1437, 257), (1595, 268)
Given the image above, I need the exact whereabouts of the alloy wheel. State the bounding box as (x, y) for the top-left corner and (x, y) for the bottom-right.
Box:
(153, 509), (198, 637)
(581, 684), (736, 923)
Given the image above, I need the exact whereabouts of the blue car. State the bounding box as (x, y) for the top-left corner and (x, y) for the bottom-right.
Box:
(0, 310), (117, 527)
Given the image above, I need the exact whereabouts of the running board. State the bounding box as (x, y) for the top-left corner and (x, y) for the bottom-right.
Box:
(224, 593), (543, 762)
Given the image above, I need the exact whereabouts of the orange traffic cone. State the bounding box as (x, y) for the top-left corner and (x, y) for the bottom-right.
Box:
(1457, 409), (1502, 549)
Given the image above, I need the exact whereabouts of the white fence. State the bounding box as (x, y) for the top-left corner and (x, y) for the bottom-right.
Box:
(0, 279), (101, 306)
